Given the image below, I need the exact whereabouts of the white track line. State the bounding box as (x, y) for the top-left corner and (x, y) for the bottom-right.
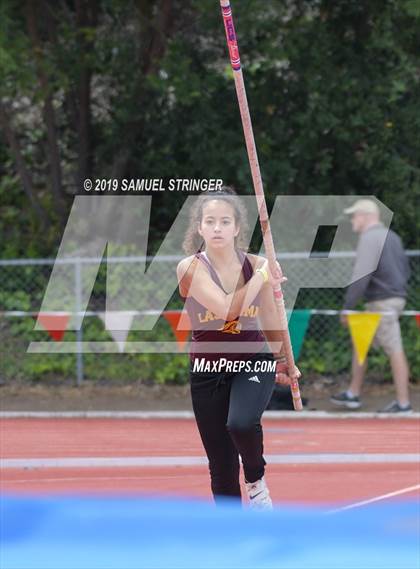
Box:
(4, 474), (203, 485)
(1, 453), (419, 469)
(0, 411), (419, 419)
(327, 484), (420, 514)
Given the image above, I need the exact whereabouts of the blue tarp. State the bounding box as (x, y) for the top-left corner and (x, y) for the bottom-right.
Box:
(1, 495), (419, 569)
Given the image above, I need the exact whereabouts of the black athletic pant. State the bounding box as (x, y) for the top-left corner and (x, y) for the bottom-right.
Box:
(190, 353), (276, 503)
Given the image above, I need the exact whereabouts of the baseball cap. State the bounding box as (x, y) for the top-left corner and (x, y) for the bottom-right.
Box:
(343, 199), (379, 215)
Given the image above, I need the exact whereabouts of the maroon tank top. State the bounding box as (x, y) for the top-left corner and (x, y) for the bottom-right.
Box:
(183, 250), (266, 361)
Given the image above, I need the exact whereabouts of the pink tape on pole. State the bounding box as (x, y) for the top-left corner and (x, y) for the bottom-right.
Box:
(273, 288), (283, 300)
(221, 4), (241, 71)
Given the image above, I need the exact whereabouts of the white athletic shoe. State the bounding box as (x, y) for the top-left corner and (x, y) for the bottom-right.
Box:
(245, 477), (273, 510)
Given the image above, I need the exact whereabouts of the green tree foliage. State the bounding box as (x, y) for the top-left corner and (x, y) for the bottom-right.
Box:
(1, 0), (419, 255)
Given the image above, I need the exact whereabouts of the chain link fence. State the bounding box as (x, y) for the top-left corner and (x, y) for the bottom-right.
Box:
(0, 252), (419, 384)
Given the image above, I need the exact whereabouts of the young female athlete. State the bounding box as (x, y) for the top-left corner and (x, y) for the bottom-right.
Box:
(177, 188), (300, 509)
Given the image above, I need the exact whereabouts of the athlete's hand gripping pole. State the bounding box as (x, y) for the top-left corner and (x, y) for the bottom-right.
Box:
(220, 0), (302, 410)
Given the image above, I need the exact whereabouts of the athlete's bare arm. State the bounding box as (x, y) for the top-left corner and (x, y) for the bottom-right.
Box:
(258, 282), (285, 358)
(177, 254), (274, 321)
(257, 272), (301, 384)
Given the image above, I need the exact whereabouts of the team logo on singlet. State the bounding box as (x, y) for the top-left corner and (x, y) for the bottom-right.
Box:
(218, 320), (242, 334)
(197, 305), (259, 324)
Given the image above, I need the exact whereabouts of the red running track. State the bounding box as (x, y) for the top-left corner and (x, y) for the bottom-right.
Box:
(1, 418), (419, 506)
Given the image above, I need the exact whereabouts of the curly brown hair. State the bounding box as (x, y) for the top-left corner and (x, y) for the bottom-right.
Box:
(182, 187), (249, 255)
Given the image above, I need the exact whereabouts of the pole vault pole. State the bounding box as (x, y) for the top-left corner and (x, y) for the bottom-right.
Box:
(220, 0), (303, 410)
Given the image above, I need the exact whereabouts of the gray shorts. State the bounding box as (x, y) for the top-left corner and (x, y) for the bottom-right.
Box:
(365, 297), (406, 355)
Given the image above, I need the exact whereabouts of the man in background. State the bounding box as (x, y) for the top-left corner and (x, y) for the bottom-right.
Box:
(331, 199), (412, 413)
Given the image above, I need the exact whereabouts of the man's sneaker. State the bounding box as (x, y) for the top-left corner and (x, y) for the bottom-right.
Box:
(378, 400), (412, 414)
(330, 391), (361, 409)
(245, 477), (273, 510)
